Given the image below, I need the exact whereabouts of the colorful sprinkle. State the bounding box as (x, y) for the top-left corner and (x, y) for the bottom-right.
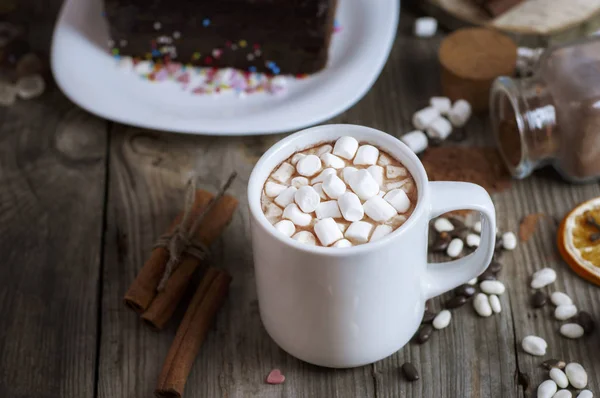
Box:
(231, 44), (238, 51)
(192, 52), (201, 60)
(254, 49), (262, 57)
(247, 54), (254, 61)
(225, 40), (232, 47)
(239, 40), (247, 48)
(154, 21), (162, 30)
(202, 18), (211, 27)
(204, 56), (213, 65)
(108, 39), (114, 47)
(152, 49), (162, 57)
(334, 19), (342, 33)
(248, 66), (257, 73)
(212, 49), (223, 58)
(173, 31), (181, 39)
(119, 39), (128, 47)
(111, 48), (120, 55)
(253, 43), (261, 50)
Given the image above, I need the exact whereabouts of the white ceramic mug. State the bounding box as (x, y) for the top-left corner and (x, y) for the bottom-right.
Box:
(247, 124), (496, 368)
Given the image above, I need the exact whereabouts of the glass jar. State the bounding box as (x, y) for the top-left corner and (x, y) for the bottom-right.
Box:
(490, 36), (600, 182)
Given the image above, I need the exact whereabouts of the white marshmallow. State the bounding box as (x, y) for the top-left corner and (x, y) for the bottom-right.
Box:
(363, 196), (397, 222)
(353, 145), (379, 166)
(434, 217), (454, 232)
(426, 117), (453, 140)
(345, 221), (373, 244)
(264, 203), (283, 220)
(347, 169), (379, 201)
(313, 183), (328, 200)
(413, 106), (440, 130)
(283, 203), (312, 226)
(315, 200), (342, 219)
(290, 176), (309, 188)
(315, 144), (333, 156)
(274, 186), (298, 207)
(272, 162), (295, 183)
(384, 189), (411, 213)
(377, 191), (385, 198)
(333, 136), (359, 160)
(274, 220), (295, 237)
(414, 17), (437, 38)
(265, 181), (287, 197)
(386, 179), (410, 191)
(333, 239), (353, 248)
(338, 192), (364, 222)
(386, 165), (408, 179)
(502, 232), (517, 250)
(401, 130), (428, 154)
(370, 224), (393, 242)
(448, 99), (472, 127)
(320, 152), (345, 169)
(342, 166), (358, 183)
(294, 185), (321, 213)
(311, 168), (337, 184)
(322, 174), (347, 199)
(466, 233), (481, 247)
(314, 217), (344, 246)
(292, 231), (316, 245)
(473, 221), (482, 233)
(296, 154), (322, 177)
(400, 181), (414, 194)
(290, 153), (306, 165)
(377, 153), (392, 166)
(337, 222), (348, 233)
(430, 97), (452, 114)
(367, 165), (384, 188)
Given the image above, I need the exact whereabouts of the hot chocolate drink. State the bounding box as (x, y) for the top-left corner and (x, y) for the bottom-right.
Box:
(261, 136), (417, 247)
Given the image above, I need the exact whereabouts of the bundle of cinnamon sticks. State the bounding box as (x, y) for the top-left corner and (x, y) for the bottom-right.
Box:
(124, 175), (238, 398)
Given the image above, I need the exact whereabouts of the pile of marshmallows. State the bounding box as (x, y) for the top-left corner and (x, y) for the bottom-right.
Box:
(264, 136), (413, 247)
(400, 97), (472, 155)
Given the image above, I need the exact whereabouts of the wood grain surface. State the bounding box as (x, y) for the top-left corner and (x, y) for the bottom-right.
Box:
(1, 4), (600, 398)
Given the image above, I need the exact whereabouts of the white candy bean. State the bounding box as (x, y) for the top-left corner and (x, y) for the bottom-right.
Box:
(370, 225), (393, 242)
(315, 200), (342, 220)
(560, 323), (584, 339)
(502, 232), (517, 250)
(314, 217), (344, 246)
(553, 390), (572, 398)
(363, 196), (397, 222)
(338, 192), (364, 222)
(448, 99), (472, 127)
(272, 162), (295, 183)
(322, 174), (347, 199)
(489, 294), (501, 313)
(414, 17), (437, 38)
(333, 136), (359, 160)
(531, 268), (557, 289)
(550, 368), (569, 389)
(466, 233), (481, 247)
(283, 203), (312, 227)
(433, 309), (451, 330)
(473, 293), (492, 317)
(413, 106), (440, 130)
(537, 380), (557, 398)
(473, 221), (482, 233)
(551, 292), (572, 306)
(447, 238), (463, 258)
(554, 304), (577, 321)
(274, 220), (295, 237)
(434, 217), (454, 232)
(354, 145), (379, 166)
(565, 363), (587, 389)
(320, 152), (345, 169)
(468, 278), (478, 285)
(430, 96), (451, 114)
(577, 390), (593, 398)
(274, 186), (298, 207)
(522, 335), (547, 356)
(384, 189), (411, 213)
(297, 154), (322, 177)
(290, 176), (309, 188)
(426, 117), (453, 140)
(265, 181), (287, 197)
(345, 221), (373, 244)
(480, 280), (505, 295)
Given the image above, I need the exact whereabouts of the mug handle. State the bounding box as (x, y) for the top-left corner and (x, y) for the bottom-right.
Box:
(423, 181), (497, 299)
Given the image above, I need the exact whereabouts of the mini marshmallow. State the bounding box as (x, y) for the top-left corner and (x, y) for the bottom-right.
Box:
(337, 222), (348, 233)
(353, 145), (379, 166)
(294, 185), (321, 213)
(401, 130), (428, 154)
(342, 166), (358, 183)
(400, 181), (414, 193)
(363, 196), (397, 222)
(377, 191), (385, 198)
(367, 165), (384, 188)
(466, 233), (481, 247)
(314, 217), (344, 246)
(311, 168), (336, 184)
(426, 117), (453, 140)
(345, 221), (373, 244)
(272, 162), (295, 183)
(320, 152), (346, 169)
(333, 239), (352, 248)
(274, 186), (298, 207)
(448, 99), (472, 127)
(292, 231), (316, 245)
(414, 17), (437, 38)
(316, 200), (342, 219)
(430, 97), (451, 114)
(296, 154), (322, 177)
(413, 106), (440, 130)
(313, 183), (328, 200)
(370, 224), (393, 242)
(386, 179), (410, 191)
(338, 192), (364, 222)
(274, 220), (295, 237)
(473, 221), (482, 233)
(290, 153), (306, 165)
(333, 136), (359, 160)
(264, 203), (283, 220)
(283, 203), (312, 226)
(265, 181), (287, 197)
(347, 169), (379, 200)
(434, 217), (454, 232)
(290, 176), (309, 188)
(315, 144), (333, 156)
(384, 189), (411, 213)
(386, 165), (407, 179)
(322, 174), (347, 199)
(377, 153), (392, 166)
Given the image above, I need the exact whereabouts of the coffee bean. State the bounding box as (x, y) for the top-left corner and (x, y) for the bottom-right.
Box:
(454, 284), (476, 298)
(478, 270), (497, 282)
(414, 324), (433, 344)
(451, 226), (470, 240)
(495, 236), (503, 251)
(425, 299), (433, 311)
(430, 232), (451, 252)
(517, 371), (530, 390)
(445, 295), (468, 309)
(576, 311), (595, 335)
(531, 291), (547, 308)
(541, 358), (566, 370)
(489, 261), (503, 274)
(448, 217), (467, 230)
(422, 310), (436, 324)
(401, 362), (420, 381)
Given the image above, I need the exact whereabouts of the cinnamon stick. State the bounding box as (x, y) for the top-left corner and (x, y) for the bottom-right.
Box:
(155, 267), (232, 398)
(141, 194), (238, 330)
(124, 190), (214, 314)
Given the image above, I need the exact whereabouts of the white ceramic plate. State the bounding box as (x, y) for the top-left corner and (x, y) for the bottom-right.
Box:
(51, 0), (399, 135)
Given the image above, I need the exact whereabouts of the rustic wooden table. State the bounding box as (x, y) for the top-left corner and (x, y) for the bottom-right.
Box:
(1, 3), (599, 398)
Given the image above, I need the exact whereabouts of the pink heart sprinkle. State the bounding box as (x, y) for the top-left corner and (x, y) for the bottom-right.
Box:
(266, 369), (285, 384)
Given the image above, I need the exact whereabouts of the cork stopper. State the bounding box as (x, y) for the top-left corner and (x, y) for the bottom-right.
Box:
(439, 28), (517, 112)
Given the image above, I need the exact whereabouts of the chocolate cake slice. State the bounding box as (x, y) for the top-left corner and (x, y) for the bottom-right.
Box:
(104, 0), (338, 75)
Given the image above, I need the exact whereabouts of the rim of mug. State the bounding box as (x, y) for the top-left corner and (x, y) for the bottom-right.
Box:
(247, 124), (430, 256)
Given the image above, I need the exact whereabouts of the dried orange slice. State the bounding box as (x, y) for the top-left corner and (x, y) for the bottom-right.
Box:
(558, 197), (600, 286)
